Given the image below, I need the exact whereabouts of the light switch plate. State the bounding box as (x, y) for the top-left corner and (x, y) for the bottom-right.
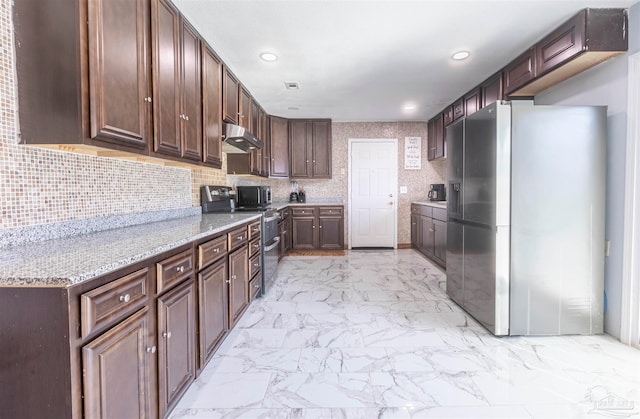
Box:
(400, 186), (407, 194)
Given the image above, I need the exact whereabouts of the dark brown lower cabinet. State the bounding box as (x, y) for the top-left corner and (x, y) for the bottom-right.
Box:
(291, 206), (344, 250)
(157, 279), (196, 417)
(228, 245), (249, 328)
(198, 258), (228, 368)
(410, 204), (446, 268)
(82, 307), (156, 419)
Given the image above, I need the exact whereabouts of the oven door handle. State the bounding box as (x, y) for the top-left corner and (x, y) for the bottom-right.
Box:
(264, 237), (281, 251)
(263, 214), (280, 223)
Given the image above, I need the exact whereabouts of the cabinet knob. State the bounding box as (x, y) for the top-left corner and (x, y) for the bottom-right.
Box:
(254, 284), (260, 289)
(119, 294), (131, 303)
(232, 275), (236, 280)
(146, 346), (157, 354)
(226, 280), (231, 284)
(144, 97), (152, 103)
(312, 225), (315, 229)
(213, 248), (220, 253)
(162, 331), (172, 339)
(237, 235), (243, 240)
(254, 263), (259, 268)
(319, 225), (322, 229)
(176, 265), (185, 273)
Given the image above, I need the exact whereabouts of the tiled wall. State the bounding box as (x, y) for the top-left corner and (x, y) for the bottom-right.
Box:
(0, 0), (227, 230)
(229, 121), (447, 245)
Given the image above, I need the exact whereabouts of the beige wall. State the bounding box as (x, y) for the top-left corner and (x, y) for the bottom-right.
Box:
(230, 121), (447, 245)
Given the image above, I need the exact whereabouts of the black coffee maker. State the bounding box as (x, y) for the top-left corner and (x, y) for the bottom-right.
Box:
(428, 183), (446, 201)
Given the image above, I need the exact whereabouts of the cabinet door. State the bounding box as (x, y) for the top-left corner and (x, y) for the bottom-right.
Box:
(83, 308), (155, 419)
(289, 120), (311, 178)
(202, 45), (222, 168)
(452, 98), (465, 121)
(420, 216), (435, 256)
(292, 216), (316, 250)
(427, 117), (436, 161)
(433, 219), (447, 264)
(152, 0), (181, 157)
(260, 109), (270, 176)
(87, 0), (150, 152)
(312, 120), (332, 178)
(251, 100), (259, 136)
(198, 259), (228, 367)
(536, 10), (586, 76)
(443, 106), (454, 126)
(180, 20), (202, 161)
(157, 279), (196, 417)
(410, 213), (420, 248)
(464, 88), (481, 117)
(238, 87), (251, 130)
(228, 245), (249, 328)
(503, 48), (536, 95)
(222, 67), (239, 124)
(318, 216), (343, 250)
(434, 113), (445, 160)
(481, 72), (503, 108)
(270, 116), (289, 177)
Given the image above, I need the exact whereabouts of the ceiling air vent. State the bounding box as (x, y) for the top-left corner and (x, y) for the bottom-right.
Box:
(284, 81), (299, 90)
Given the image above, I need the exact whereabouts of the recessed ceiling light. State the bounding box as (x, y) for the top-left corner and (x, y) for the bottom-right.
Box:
(403, 103), (417, 112)
(260, 52), (278, 62)
(452, 51), (470, 61)
(284, 81), (299, 90)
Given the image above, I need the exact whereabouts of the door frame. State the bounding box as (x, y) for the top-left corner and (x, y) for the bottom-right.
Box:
(621, 51), (640, 348)
(347, 138), (398, 249)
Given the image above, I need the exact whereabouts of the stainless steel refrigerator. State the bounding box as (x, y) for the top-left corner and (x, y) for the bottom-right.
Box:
(446, 101), (606, 336)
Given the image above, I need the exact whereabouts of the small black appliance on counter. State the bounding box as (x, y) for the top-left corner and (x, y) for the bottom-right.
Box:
(201, 185), (233, 213)
(236, 186), (272, 209)
(428, 183), (446, 201)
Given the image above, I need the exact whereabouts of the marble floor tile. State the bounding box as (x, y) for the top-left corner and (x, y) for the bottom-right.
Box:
(170, 249), (640, 419)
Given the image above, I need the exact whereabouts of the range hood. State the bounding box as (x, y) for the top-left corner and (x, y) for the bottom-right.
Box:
(222, 123), (263, 154)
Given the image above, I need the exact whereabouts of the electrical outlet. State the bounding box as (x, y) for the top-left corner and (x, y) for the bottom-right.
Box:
(400, 186), (407, 194)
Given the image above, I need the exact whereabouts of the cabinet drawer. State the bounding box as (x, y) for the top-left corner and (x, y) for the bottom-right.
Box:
(248, 221), (261, 241)
(81, 268), (149, 338)
(249, 238), (261, 258)
(433, 208), (447, 222)
(249, 253), (261, 280)
(292, 207), (316, 217)
(157, 249), (194, 295)
(249, 275), (261, 302)
(420, 205), (433, 218)
(198, 235), (227, 269)
(411, 204), (421, 215)
(228, 226), (248, 250)
(319, 206), (343, 216)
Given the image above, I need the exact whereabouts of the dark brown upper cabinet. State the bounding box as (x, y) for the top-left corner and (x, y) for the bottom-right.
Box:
(510, 8), (627, 97)
(503, 48), (536, 96)
(464, 88), (481, 117)
(222, 67), (239, 124)
(427, 113), (445, 161)
(442, 106), (454, 126)
(239, 87), (252, 131)
(289, 119), (332, 179)
(481, 72), (504, 108)
(453, 98), (465, 121)
(269, 116), (290, 178)
(14, 0), (152, 154)
(202, 45), (223, 169)
(151, 0), (202, 162)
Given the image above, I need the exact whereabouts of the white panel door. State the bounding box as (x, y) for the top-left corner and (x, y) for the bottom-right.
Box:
(349, 139), (398, 248)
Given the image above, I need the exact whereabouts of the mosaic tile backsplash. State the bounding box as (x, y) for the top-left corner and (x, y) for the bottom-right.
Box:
(1, 0), (446, 245)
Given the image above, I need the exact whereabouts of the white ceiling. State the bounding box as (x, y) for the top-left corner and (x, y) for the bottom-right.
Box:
(174, 0), (637, 122)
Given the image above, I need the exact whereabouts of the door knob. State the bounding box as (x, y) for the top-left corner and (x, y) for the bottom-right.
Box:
(389, 194), (393, 198)
(389, 201), (393, 205)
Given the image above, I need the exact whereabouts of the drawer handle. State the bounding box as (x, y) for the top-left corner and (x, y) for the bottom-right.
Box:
(119, 294), (131, 303)
(237, 235), (243, 240)
(146, 346), (157, 354)
(254, 263), (260, 268)
(226, 280), (231, 284)
(253, 244), (260, 249)
(254, 284), (260, 289)
(213, 248), (220, 253)
(162, 331), (172, 339)
(176, 266), (185, 273)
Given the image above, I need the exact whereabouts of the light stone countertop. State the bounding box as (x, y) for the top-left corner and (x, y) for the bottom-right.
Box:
(0, 213), (261, 287)
(413, 201), (447, 209)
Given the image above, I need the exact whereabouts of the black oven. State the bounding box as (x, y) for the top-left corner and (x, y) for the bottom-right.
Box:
(236, 186), (272, 208)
